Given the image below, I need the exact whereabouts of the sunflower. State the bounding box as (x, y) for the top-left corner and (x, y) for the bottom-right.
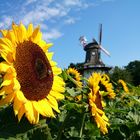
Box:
(88, 73), (110, 134)
(66, 68), (82, 88)
(118, 79), (129, 93)
(100, 74), (116, 99)
(0, 22), (65, 124)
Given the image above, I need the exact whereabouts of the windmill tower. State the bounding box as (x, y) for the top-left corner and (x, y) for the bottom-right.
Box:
(79, 24), (112, 78)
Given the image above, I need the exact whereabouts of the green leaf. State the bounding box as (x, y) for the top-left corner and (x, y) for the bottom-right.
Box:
(0, 106), (52, 140)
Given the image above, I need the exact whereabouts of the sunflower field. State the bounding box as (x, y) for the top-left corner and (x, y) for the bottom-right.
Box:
(0, 23), (140, 140)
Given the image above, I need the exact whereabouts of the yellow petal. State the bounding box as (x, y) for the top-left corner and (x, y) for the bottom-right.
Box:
(102, 114), (109, 121)
(0, 90), (5, 96)
(53, 76), (65, 86)
(3, 72), (14, 81)
(50, 90), (64, 100)
(46, 52), (54, 60)
(0, 84), (13, 95)
(50, 61), (57, 67)
(38, 40), (46, 51)
(27, 23), (33, 38)
(46, 43), (53, 48)
(32, 101), (47, 117)
(52, 82), (65, 93)
(24, 101), (35, 124)
(0, 30), (8, 37)
(26, 102), (39, 124)
(15, 90), (27, 103)
(47, 94), (60, 113)
(39, 99), (55, 117)
(13, 94), (23, 115)
(33, 99), (55, 117)
(1, 79), (12, 87)
(32, 105), (39, 124)
(1, 51), (14, 64)
(52, 67), (62, 75)
(18, 23), (27, 43)
(0, 62), (10, 72)
(13, 78), (21, 91)
(0, 92), (15, 106)
(6, 30), (16, 45)
(17, 104), (25, 122)
(31, 26), (42, 43)
(1, 71), (15, 87)
(38, 40), (52, 52)
(0, 38), (14, 52)
(12, 23), (20, 43)
(42, 43), (53, 52)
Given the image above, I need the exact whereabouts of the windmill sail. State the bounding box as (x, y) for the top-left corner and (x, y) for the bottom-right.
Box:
(99, 24), (102, 45)
(98, 24), (110, 57)
(99, 45), (110, 56)
(79, 36), (87, 47)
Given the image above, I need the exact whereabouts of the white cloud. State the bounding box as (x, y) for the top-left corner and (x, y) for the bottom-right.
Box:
(64, 17), (76, 24)
(63, 0), (91, 9)
(45, 7), (67, 18)
(22, 3), (68, 26)
(102, 0), (115, 2)
(25, 0), (38, 5)
(0, 16), (13, 28)
(43, 29), (62, 41)
(64, 0), (81, 6)
(0, 0), (94, 40)
(40, 23), (48, 30)
(21, 0), (92, 26)
(22, 10), (46, 25)
(25, 0), (54, 6)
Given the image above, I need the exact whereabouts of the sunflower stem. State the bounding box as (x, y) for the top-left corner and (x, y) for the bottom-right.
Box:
(67, 74), (81, 88)
(79, 113), (86, 138)
(56, 112), (71, 140)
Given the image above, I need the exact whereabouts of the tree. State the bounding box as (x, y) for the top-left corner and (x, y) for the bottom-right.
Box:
(125, 60), (140, 86)
(68, 62), (84, 71)
(109, 66), (132, 84)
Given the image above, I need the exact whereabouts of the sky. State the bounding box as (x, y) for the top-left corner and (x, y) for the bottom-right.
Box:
(0, 0), (140, 69)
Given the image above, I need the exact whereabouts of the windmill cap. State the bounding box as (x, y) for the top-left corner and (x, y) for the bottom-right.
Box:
(84, 42), (99, 51)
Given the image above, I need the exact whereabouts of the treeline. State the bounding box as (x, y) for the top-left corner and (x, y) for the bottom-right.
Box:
(69, 60), (140, 86)
(109, 60), (140, 86)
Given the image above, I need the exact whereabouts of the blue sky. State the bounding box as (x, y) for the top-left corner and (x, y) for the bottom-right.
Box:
(0, 0), (140, 69)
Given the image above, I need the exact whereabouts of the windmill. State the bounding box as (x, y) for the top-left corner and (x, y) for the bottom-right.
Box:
(78, 24), (112, 78)
(80, 24), (110, 66)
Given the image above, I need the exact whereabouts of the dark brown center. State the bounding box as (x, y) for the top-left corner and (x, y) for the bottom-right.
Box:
(14, 41), (53, 101)
(35, 58), (48, 79)
(94, 91), (103, 110)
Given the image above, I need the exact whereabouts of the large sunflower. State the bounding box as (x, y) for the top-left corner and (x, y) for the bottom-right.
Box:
(66, 68), (82, 88)
(88, 73), (110, 134)
(0, 22), (65, 124)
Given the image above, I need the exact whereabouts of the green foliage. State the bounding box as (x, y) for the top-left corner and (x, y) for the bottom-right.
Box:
(0, 67), (140, 139)
(0, 106), (52, 140)
(68, 62), (84, 73)
(50, 71), (140, 140)
(125, 60), (140, 86)
(110, 60), (140, 86)
(48, 87), (101, 140)
(109, 66), (132, 84)
(104, 85), (140, 140)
